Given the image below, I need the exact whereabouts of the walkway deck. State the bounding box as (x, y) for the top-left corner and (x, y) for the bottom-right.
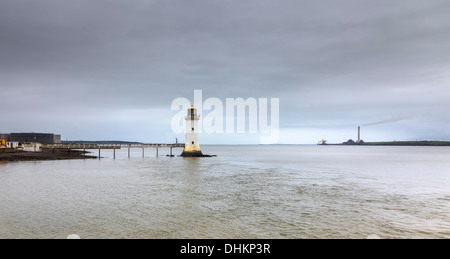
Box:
(42, 143), (185, 159)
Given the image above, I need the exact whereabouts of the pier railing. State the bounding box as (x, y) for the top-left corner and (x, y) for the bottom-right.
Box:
(42, 143), (185, 159)
(42, 143), (185, 150)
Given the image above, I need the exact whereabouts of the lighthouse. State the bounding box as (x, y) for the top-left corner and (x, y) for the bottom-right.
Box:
(181, 105), (204, 157)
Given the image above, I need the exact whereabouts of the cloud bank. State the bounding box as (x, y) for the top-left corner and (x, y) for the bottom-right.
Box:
(1, 0), (450, 143)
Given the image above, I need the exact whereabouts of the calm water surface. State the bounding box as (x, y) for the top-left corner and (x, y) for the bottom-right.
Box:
(0, 145), (449, 239)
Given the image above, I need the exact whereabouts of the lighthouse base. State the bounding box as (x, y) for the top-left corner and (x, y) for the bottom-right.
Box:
(181, 150), (204, 157)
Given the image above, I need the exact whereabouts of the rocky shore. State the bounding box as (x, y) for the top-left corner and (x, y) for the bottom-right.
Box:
(0, 149), (97, 162)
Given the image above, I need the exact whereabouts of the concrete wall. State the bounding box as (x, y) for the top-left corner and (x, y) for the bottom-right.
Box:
(54, 135), (61, 144)
(21, 143), (42, 152)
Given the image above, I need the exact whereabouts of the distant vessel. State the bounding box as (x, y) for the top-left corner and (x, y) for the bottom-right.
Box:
(317, 139), (327, 145)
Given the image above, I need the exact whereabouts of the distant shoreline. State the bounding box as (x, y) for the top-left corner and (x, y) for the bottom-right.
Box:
(0, 149), (97, 162)
(362, 141), (450, 146)
(332, 140), (450, 146)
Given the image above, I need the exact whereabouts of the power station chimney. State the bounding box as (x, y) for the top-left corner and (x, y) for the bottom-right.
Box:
(357, 126), (361, 143)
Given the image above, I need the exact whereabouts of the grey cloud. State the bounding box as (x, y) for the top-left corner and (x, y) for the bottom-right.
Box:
(1, 0), (450, 142)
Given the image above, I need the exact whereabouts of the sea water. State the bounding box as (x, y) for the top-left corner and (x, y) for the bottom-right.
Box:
(0, 145), (449, 239)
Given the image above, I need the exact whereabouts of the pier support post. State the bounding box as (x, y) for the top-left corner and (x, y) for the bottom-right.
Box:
(156, 147), (159, 157)
(113, 149), (116, 160)
(99, 149), (101, 160)
(142, 147), (144, 158)
(128, 146), (130, 159)
(170, 147), (173, 157)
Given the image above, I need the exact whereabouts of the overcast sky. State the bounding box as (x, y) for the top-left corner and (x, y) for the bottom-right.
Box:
(1, 0), (450, 144)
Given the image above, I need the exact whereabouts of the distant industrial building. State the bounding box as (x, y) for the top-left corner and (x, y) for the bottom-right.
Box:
(0, 133), (61, 144)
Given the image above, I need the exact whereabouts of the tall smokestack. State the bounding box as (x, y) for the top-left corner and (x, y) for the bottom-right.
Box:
(358, 126), (361, 143)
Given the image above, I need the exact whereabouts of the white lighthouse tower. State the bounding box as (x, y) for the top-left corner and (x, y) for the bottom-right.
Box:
(181, 105), (204, 157)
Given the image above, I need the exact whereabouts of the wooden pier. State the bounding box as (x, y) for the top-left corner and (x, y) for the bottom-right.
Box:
(42, 143), (185, 159)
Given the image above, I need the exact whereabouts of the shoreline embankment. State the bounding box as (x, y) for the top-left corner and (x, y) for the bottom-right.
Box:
(0, 149), (97, 162)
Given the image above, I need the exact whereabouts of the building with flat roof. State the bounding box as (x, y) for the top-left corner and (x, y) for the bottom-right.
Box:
(6, 142), (20, 149)
(8, 133), (61, 144)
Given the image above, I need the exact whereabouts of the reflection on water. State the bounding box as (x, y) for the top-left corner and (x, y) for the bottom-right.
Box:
(0, 145), (449, 239)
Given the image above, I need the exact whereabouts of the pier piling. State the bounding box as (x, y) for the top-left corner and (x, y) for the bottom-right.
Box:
(41, 143), (184, 160)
